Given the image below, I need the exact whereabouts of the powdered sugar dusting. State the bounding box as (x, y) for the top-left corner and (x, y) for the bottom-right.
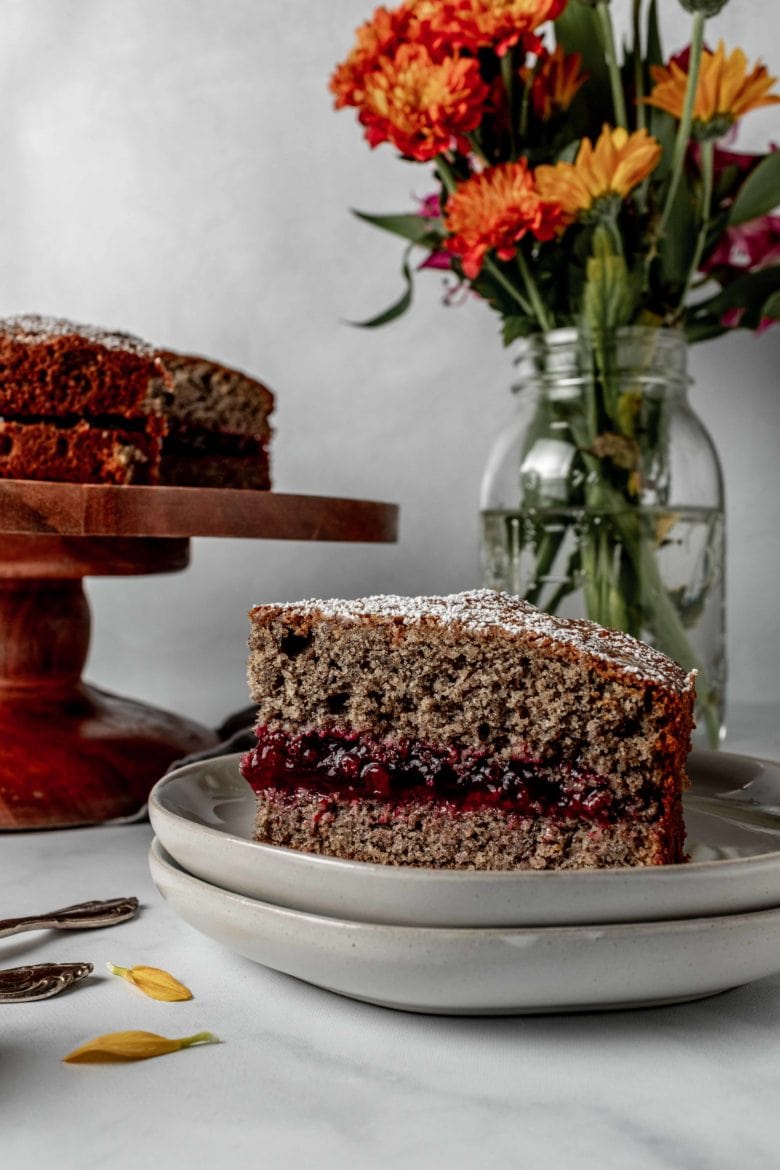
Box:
(257, 589), (694, 692)
(0, 314), (157, 358)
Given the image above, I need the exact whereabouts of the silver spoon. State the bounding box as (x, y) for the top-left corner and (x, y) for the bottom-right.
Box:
(0, 896), (139, 939)
(0, 961), (94, 1002)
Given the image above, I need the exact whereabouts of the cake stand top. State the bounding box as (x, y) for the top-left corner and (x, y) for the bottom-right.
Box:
(0, 480), (398, 542)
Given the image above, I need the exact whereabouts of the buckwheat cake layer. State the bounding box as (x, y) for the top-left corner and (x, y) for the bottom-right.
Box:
(157, 350), (273, 489)
(241, 590), (695, 870)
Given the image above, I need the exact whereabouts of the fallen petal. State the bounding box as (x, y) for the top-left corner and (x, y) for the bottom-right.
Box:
(106, 962), (193, 1001)
(63, 1030), (218, 1064)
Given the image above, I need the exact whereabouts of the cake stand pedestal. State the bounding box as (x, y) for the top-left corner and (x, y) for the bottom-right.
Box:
(0, 481), (398, 829)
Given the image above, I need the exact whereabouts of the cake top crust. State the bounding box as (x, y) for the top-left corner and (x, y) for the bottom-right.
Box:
(0, 314), (157, 359)
(251, 589), (694, 693)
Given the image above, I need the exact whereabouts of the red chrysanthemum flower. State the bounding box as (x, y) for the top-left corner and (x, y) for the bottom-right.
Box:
(444, 160), (563, 277)
(330, 5), (416, 109)
(359, 42), (490, 160)
(522, 45), (589, 120)
(417, 0), (567, 58)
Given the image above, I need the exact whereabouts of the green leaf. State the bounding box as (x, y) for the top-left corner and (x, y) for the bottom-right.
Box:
(555, 4), (608, 88)
(501, 314), (537, 345)
(554, 4), (612, 139)
(655, 165), (697, 290)
(728, 152), (780, 226)
(685, 265), (780, 332)
(684, 317), (729, 343)
(761, 289), (780, 319)
(349, 252), (414, 328)
(583, 226), (635, 335)
(699, 264), (780, 312)
(646, 0), (664, 66)
(352, 209), (442, 248)
(646, 107), (677, 181)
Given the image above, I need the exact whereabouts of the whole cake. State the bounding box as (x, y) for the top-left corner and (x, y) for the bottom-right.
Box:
(240, 590), (696, 870)
(0, 315), (274, 487)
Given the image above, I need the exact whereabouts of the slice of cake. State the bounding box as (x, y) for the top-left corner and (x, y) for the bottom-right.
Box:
(0, 315), (274, 488)
(240, 590), (695, 870)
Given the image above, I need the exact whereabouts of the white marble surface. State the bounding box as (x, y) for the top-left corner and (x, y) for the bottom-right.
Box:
(2, 705), (779, 1170)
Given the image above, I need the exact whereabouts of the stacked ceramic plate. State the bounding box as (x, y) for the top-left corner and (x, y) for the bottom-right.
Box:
(148, 749), (780, 1014)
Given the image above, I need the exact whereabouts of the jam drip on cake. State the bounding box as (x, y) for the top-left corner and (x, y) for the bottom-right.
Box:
(241, 727), (656, 824)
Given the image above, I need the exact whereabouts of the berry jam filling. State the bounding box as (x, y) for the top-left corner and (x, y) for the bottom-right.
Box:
(241, 727), (636, 823)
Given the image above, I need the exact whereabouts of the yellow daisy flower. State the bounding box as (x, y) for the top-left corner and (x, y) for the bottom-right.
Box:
(646, 42), (780, 132)
(534, 125), (662, 223)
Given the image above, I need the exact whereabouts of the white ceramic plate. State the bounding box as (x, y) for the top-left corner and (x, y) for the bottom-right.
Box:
(149, 837), (780, 1015)
(148, 750), (780, 927)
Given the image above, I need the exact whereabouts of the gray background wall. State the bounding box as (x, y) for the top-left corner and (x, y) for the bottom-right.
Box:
(0, 0), (777, 729)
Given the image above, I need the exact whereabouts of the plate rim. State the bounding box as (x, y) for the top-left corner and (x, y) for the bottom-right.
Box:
(149, 836), (780, 936)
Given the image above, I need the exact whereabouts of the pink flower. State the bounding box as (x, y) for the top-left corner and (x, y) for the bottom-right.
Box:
(417, 193), (442, 218)
(704, 214), (780, 273)
(703, 215), (780, 333)
(419, 251), (453, 270)
(712, 143), (774, 176)
(415, 193), (453, 270)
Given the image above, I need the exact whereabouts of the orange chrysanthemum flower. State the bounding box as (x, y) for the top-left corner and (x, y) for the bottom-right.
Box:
(330, 5), (416, 109)
(359, 42), (490, 160)
(646, 42), (780, 132)
(418, 0), (567, 57)
(535, 126), (662, 223)
(523, 45), (589, 120)
(444, 160), (563, 278)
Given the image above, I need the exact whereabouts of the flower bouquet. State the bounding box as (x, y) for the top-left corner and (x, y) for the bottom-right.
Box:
(330, 0), (780, 745)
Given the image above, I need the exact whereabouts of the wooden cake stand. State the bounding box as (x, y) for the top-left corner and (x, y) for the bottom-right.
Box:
(0, 480), (398, 830)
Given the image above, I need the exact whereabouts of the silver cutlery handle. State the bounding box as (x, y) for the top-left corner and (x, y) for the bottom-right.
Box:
(0, 962), (93, 1002)
(0, 896), (139, 938)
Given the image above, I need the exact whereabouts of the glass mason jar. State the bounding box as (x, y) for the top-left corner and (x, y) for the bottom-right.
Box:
(480, 327), (725, 748)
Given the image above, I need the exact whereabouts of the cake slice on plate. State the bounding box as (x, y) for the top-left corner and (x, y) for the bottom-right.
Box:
(240, 590), (695, 870)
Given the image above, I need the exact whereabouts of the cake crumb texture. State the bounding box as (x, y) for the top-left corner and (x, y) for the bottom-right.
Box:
(246, 589), (695, 794)
(253, 791), (682, 870)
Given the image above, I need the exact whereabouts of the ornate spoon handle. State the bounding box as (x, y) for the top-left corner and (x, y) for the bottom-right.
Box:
(0, 896), (139, 938)
(0, 961), (94, 1002)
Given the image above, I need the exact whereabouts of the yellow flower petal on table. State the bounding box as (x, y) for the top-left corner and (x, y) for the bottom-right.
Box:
(106, 962), (193, 1001)
(63, 1030), (218, 1064)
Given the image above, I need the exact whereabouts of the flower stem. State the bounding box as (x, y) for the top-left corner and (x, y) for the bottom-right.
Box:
(631, 0), (651, 218)
(437, 152), (550, 329)
(678, 136), (714, 310)
(597, 2), (628, 130)
(632, 0), (646, 133)
(501, 49), (519, 159)
(466, 134), (489, 167)
(484, 255), (534, 317)
(434, 154), (457, 197)
(515, 249), (553, 331)
(659, 10), (706, 235)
